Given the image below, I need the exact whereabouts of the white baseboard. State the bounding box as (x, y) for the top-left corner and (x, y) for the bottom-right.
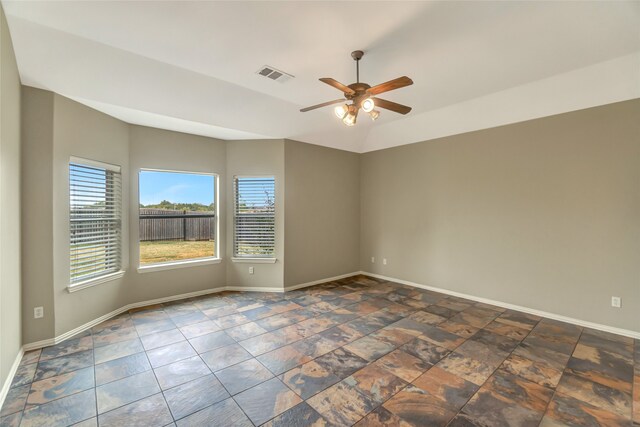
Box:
(127, 286), (227, 310)
(23, 286), (227, 351)
(225, 286), (284, 293)
(22, 273), (362, 352)
(0, 347), (24, 411)
(361, 271), (640, 340)
(14, 269), (635, 399)
(284, 271), (362, 292)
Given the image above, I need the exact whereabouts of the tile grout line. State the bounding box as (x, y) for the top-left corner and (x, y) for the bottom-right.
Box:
(445, 310), (546, 426)
(347, 295), (503, 426)
(8, 283), (420, 424)
(229, 287), (380, 426)
(0, 282), (519, 425)
(10, 291), (419, 422)
(227, 284), (389, 425)
(5, 278), (633, 426)
(15, 338), (96, 424)
(92, 330), (98, 426)
(134, 307), (176, 426)
(144, 303), (254, 424)
(270, 288), (456, 424)
(152, 299), (298, 426)
(537, 327), (585, 426)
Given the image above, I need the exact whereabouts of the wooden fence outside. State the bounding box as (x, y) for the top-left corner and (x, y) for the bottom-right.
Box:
(139, 208), (215, 241)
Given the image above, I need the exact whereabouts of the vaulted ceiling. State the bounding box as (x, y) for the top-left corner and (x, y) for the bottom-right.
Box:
(3, 1), (639, 152)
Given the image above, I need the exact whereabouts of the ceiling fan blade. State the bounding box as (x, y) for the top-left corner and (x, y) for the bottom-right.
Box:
(300, 99), (345, 112)
(319, 78), (356, 95)
(367, 76), (413, 96)
(372, 97), (412, 115)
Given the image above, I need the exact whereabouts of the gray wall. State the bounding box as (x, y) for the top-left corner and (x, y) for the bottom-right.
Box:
(360, 99), (640, 332)
(127, 125), (227, 301)
(20, 88), (54, 344)
(284, 139), (360, 287)
(51, 95), (130, 337)
(16, 85), (640, 345)
(19, 94), (292, 343)
(0, 5), (22, 387)
(21, 89), (132, 341)
(225, 139), (285, 289)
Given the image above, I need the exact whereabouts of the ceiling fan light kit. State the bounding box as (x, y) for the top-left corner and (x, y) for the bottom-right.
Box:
(361, 98), (375, 113)
(343, 111), (357, 126)
(334, 104), (348, 119)
(301, 50), (413, 126)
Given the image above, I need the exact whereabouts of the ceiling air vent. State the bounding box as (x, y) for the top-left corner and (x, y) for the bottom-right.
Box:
(256, 65), (294, 83)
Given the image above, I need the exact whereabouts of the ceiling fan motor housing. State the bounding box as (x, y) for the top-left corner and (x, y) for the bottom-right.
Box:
(299, 49), (413, 118)
(345, 83), (372, 102)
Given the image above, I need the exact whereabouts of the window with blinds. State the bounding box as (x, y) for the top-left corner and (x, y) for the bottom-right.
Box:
(234, 176), (275, 258)
(69, 158), (122, 284)
(138, 170), (216, 266)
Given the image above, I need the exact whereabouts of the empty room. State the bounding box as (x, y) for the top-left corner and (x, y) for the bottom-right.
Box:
(0, 1), (638, 426)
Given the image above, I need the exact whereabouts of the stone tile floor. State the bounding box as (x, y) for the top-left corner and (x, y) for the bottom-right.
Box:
(1, 275), (638, 426)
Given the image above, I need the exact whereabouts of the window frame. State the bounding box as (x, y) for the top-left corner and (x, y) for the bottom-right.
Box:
(68, 156), (124, 292)
(136, 168), (220, 273)
(232, 175), (276, 262)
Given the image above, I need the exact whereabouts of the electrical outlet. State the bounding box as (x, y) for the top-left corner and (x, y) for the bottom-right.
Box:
(249, 267), (254, 275)
(34, 307), (44, 319)
(383, 258), (387, 265)
(371, 257), (375, 263)
(611, 296), (621, 308)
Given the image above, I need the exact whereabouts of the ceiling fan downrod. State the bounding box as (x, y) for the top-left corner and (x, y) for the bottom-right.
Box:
(299, 49), (413, 123)
(351, 50), (364, 84)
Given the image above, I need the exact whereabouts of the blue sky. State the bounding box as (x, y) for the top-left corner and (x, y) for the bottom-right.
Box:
(139, 171), (214, 205)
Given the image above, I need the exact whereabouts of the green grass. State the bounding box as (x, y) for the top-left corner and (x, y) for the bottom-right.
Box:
(139, 240), (215, 265)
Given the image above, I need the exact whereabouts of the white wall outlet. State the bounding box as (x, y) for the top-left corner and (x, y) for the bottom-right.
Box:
(371, 257), (375, 263)
(383, 258), (387, 265)
(34, 306), (44, 319)
(611, 296), (621, 308)
(249, 267), (254, 275)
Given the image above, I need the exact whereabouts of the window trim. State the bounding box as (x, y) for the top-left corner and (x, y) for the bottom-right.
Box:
(67, 270), (125, 293)
(137, 257), (221, 274)
(233, 175), (276, 260)
(231, 257), (276, 264)
(68, 157), (123, 291)
(137, 168), (220, 269)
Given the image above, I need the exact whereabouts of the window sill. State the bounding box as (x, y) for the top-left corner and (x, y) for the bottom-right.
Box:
(137, 257), (222, 274)
(67, 270), (125, 293)
(231, 257), (277, 264)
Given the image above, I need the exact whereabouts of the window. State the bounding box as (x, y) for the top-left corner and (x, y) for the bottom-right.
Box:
(138, 170), (217, 267)
(69, 158), (122, 285)
(234, 176), (275, 258)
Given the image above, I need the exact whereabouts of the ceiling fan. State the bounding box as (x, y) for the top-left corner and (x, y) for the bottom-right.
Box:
(300, 50), (413, 126)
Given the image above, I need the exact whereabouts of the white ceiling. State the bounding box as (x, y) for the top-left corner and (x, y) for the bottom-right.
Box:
(3, 1), (639, 152)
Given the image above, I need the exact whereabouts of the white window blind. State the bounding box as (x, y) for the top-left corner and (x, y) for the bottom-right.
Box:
(234, 176), (275, 258)
(69, 158), (122, 284)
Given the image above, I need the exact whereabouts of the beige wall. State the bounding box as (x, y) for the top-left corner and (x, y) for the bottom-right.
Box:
(22, 90), (131, 341)
(51, 95), (130, 337)
(0, 5), (22, 386)
(19, 95), (290, 342)
(127, 125), (227, 301)
(360, 99), (640, 332)
(284, 139), (360, 287)
(225, 140), (285, 289)
(20, 88), (55, 344)
(17, 84), (640, 345)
